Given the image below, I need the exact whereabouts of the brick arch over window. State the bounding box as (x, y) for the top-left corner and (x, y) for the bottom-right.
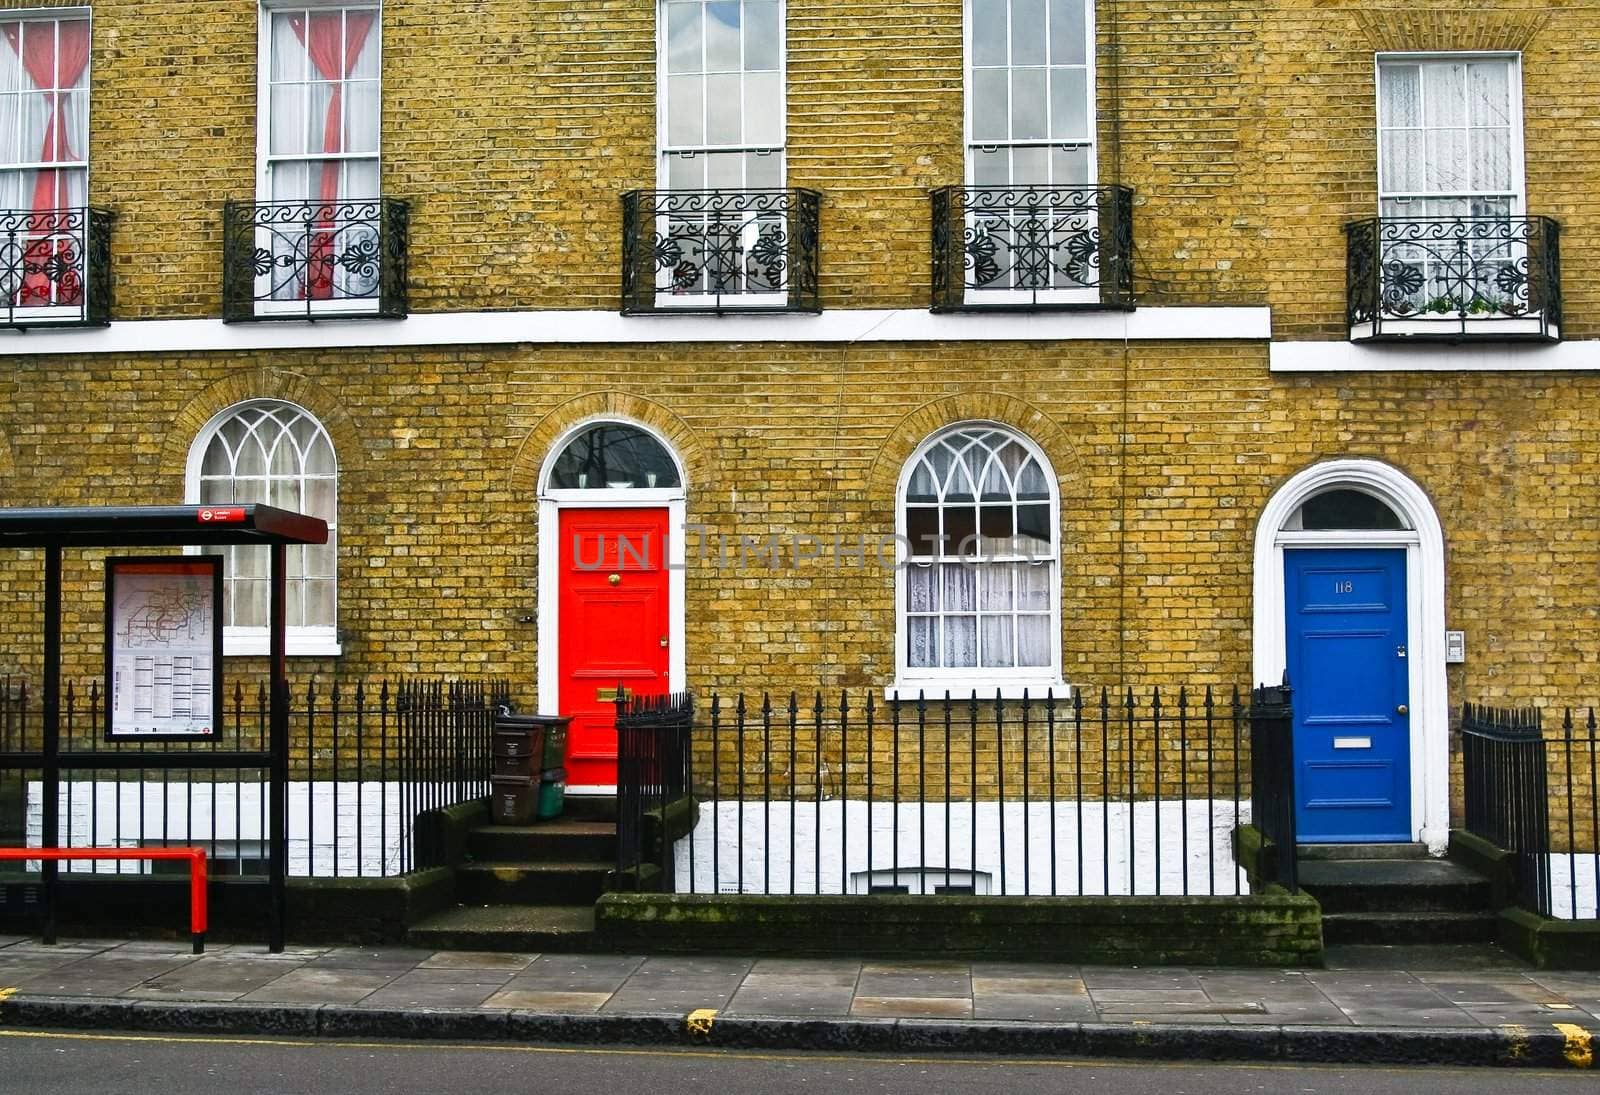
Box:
(1352, 9), (1549, 52)
(163, 369), (369, 482)
(512, 393), (708, 498)
(867, 394), (1082, 509)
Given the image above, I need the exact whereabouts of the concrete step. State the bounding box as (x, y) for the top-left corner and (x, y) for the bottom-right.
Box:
(1321, 910), (1498, 945)
(455, 861), (611, 906)
(407, 904), (599, 952)
(1298, 843), (1429, 861)
(467, 820), (617, 863)
(563, 795), (618, 823)
(1299, 859), (1494, 915)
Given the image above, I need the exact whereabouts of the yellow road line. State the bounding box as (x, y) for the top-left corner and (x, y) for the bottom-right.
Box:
(1553, 1023), (1593, 1069)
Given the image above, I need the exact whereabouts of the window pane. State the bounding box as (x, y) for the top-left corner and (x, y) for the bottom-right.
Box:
(548, 424), (682, 490)
(200, 479), (232, 505)
(1011, 68), (1047, 139)
(345, 81), (380, 154)
(979, 505), (1013, 543)
(744, 71), (782, 145)
(305, 477), (336, 522)
(705, 1), (742, 71)
(1297, 489), (1404, 531)
(1017, 563), (1050, 609)
(272, 14), (305, 82)
(908, 563), (936, 611)
(1470, 126), (1511, 192)
(304, 578), (335, 628)
(706, 149), (744, 188)
(667, 2), (701, 73)
(972, 68), (1008, 141)
(979, 564), (1013, 610)
(666, 74), (705, 145)
(1049, 0), (1086, 65)
(306, 539), (337, 580)
(1380, 130), (1421, 194)
(1017, 503), (1050, 546)
(745, 150), (782, 187)
(1050, 66), (1088, 140)
(907, 508), (939, 558)
(1422, 63), (1466, 127)
(973, 146), (1009, 185)
(1011, 0), (1047, 66)
(941, 563), (976, 612)
(1424, 127), (1468, 193)
(909, 616), (938, 668)
(972, 0), (1007, 67)
(1017, 615), (1050, 666)
(745, 0), (781, 70)
(668, 151), (705, 189)
(943, 506), (977, 556)
(233, 579), (268, 628)
(706, 72), (742, 143)
(1052, 144), (1090, 185)
(943, 616), (978, 668)
(1380, 64), (1421, 127)
(981, 616), (1015, 668)
(1468, 61), (1511, 126)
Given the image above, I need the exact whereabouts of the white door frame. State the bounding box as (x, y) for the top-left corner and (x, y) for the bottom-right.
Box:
(1251, 459), (1449, 854)
(535, 418), (688, 795)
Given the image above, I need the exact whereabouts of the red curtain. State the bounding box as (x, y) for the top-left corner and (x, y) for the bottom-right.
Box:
(2, 19), (91, 306)
(290, 11), (375, 298)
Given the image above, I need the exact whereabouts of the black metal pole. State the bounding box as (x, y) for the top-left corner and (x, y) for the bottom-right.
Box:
(42, 545), (62, 946)
(268, 542), (288, 953)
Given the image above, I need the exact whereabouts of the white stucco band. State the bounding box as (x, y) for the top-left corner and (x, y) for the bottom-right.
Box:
(0, 306), (1272, 356)
(1251, 459), (1450, 855)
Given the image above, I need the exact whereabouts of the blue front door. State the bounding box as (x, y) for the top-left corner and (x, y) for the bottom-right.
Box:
(1284, 548), (1411, 843)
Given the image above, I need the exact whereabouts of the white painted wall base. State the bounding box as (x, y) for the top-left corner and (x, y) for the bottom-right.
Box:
(22, 780), (447, 878)
(672, 799), (1251, 897)
(1548, 854), (1600, 920)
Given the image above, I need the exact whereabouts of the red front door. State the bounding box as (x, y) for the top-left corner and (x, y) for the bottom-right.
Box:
(558, 507), (670, 787)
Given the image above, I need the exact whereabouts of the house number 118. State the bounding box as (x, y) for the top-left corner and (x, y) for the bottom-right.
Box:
(1334, 580), (1354, 594)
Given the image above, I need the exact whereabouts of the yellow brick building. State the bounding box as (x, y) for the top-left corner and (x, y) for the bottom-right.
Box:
(0, 0), (1595, 847)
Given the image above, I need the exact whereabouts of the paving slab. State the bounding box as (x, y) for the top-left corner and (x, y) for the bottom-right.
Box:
(0, 933), (1595, 1070)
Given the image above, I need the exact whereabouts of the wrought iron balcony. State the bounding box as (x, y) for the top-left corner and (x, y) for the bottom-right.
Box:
(222, 198), (409, 322)
(930, 185), (1134, 312)
(0, 207), (112, 329)
(1345, 215), (1561, 342)
(620, 188), (820, 314)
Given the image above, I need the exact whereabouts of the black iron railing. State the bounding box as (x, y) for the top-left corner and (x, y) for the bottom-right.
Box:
(620, 188), (821, 314)
(0, 675), (502, 881)
(615, 685), (1275, 897)
(222, 198), (409, 322)
(1247, 681), (1297, 893)
(1463, 702), (1599, 920)
(930, 185), (1134, 312)
(0, 207), (112, 329)
(614, 691), (693, 891)
(1345, 215), (1562, 341)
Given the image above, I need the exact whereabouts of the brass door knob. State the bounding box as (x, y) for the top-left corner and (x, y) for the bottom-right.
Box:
(1396, 704), (1409, 716)
(659, 636), (668, 648)
(608, 573), (621, 586)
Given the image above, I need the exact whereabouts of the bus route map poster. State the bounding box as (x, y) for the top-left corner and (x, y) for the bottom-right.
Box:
(104, 557), (224, 741)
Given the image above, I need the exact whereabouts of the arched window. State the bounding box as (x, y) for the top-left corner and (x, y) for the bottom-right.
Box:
(187, 400), (338, 654)
(896, 423), (1061, 690)
(546, 422), (682, 491)
(1284, 487), (1408, 532)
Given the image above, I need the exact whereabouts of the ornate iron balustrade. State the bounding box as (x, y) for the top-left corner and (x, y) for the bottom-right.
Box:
(1346, 215), (1561, 342)
(222, 198), (409, 322)
(930, 185), (1134, 312)
(0, 207), (113, 329)
(620, 188), (821, 314)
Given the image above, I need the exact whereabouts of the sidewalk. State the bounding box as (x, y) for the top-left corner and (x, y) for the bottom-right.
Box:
(0, 935), (1596, 1069)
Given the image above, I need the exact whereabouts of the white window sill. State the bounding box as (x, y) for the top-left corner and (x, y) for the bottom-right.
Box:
(885, 680), (1070, 703)
(222, 631), (343, 658)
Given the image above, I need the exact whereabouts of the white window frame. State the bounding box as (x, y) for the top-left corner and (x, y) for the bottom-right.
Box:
(1368, 52), (1540, 338)
(0, 6), (92, 324)
(889, 422), (1066, 701)
(185, 400), (342, 658)
(254, 0), (383, 319)
(963, 0), (1099, 308)
(654, 0), (788, 310)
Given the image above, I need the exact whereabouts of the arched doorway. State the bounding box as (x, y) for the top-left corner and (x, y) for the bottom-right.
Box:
(1252, 460), (1449, 852)
(536, 419), (688, 792)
